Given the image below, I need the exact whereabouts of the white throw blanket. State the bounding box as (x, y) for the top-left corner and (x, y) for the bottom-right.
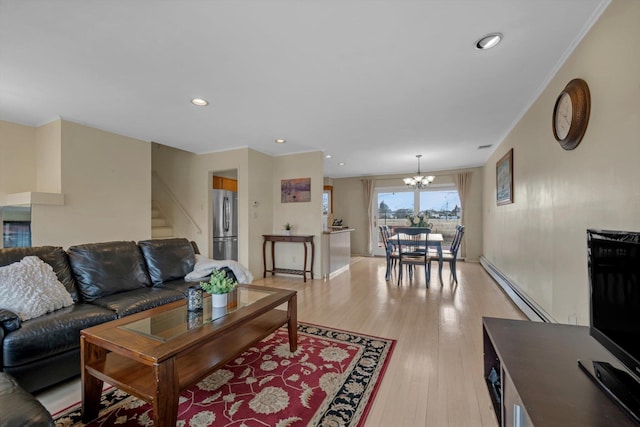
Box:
(185, 254), (254, 284)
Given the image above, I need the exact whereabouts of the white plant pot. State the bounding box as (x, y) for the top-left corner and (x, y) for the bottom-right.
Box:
(284, 230), (291, 236)
(211, 293), (228, 308)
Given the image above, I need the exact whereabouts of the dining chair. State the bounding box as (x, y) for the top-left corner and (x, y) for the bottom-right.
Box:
(395, 227), (433, 286)
(431, 225), (465, 283)
(380, 225), (399, 280)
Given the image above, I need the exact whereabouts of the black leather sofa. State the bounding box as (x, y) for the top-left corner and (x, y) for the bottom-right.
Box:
(0, 237), (228, 394)
(0, 373), (53, 427)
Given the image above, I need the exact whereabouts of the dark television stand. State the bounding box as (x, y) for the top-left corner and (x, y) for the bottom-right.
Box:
(483, 317), (639, 426)
(578, 359), (640, 424)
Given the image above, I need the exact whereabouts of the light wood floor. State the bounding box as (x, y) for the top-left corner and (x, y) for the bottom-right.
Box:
(38, 257), (526, 426)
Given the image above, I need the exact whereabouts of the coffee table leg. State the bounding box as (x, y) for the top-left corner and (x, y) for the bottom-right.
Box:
(153, 359), (179, 427)
(81, 336), (105, 423)
(288, 294), (298, 352)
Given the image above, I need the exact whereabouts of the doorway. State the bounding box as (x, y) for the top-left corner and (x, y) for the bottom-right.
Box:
(210, 169), (238, 260)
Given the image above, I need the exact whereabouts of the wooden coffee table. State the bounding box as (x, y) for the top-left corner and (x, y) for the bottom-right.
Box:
(80, 284), (297, 426)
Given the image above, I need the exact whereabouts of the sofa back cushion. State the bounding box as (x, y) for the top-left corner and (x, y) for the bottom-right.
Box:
(0, 246), (80, 302)
(138, 238), (196, 286)
(68, 241), (151, 302)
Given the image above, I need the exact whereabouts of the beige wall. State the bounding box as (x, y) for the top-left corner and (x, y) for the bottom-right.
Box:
(271, 152), (324, 276)
(33, 120), (151, 247)
(35, 120), (62, 193)
(0, 120), (37, 201)
(332, 167), (483, 261)
(1, 119), (152, 248)
(151, 144), (248, 262)
(152, 145), (324, 279)
(247, 150), (275, 276)
(332, 178), (368, 255)
(482, 0), (640, 325)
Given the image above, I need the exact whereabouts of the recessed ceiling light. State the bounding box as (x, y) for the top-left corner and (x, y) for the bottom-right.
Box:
(338, 162), (345, 166)
(475, 33), (503, 50)
(191, 98), (208, 106)
(325, 154), (332, 159)
(275, 139), (286, 144)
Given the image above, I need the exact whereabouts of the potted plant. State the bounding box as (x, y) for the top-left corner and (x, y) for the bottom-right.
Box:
(200, 269), (238, 308)
(283, 222), (292, 236)
(406, 212), (431, 228)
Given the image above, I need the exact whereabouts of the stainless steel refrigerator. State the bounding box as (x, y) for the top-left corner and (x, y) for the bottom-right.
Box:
(212, 189), (238, 260)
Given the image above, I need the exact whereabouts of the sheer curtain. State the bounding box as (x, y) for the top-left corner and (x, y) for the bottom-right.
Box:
(362, 178), (375, 255)
(454, 172), (472, 258)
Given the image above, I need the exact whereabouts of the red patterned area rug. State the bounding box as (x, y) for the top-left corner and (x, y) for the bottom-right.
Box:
(53, 323), (395, 427)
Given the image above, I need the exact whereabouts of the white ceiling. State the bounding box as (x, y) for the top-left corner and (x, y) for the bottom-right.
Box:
(0, 0), (609, 179)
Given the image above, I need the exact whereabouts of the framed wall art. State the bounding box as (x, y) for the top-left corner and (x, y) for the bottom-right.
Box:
(281, 177), (311, 203)
(496, 149), (514, 205)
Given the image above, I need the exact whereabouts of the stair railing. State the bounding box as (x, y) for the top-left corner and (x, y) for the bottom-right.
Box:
(152, 171), (202, 234)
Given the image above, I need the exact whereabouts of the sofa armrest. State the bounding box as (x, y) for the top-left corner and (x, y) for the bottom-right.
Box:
(0, 373), (54, 426)
(0, 309), (21, 332)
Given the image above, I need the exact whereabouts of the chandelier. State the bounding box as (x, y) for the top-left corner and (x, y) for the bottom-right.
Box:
(403, 154), (434, 189)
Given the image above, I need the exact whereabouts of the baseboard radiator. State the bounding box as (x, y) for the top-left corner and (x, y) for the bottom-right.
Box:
(479, 256), (554, 323)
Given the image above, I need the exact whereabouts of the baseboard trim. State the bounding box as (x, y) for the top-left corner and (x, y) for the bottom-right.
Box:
(479, 256), (555, 323)
(324, 264), (350, 280)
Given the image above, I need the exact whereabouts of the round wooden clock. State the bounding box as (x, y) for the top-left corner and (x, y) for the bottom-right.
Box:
(552, 78), (591, 150)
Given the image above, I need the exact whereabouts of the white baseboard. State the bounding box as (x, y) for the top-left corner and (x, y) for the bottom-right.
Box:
(479, 256), (555, 323)
(324, 264), (350, 280)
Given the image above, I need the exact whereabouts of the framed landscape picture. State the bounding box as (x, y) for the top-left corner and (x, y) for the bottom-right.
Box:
(496, 149), (513, 205)
(281, 177), (311, 203)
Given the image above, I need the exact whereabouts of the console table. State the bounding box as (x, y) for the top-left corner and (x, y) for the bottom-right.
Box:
(263, 234), (314, 282)
(483, 317), (636, 427)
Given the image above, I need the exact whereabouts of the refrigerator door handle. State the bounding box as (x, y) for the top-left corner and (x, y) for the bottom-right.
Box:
(223, 196), (230, 232)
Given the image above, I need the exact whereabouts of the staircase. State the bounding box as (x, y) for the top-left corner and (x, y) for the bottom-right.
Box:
(151, 203), (173, 238)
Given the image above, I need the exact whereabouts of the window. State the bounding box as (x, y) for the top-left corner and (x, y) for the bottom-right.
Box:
(323, 186), (333, 215)
(419, 190), (461, 221)
(322, 185), (334, 230)
(374, 186), (461, 254)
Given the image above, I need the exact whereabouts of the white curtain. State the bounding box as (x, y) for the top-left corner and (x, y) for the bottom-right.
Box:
(362, 178), (375, 255)
(454, 172), (472, 258)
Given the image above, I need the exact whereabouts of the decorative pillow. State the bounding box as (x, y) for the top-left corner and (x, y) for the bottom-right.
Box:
(0, 256), (74, 321)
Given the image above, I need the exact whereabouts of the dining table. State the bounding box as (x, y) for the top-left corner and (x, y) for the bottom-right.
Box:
(385, 232), (444, 282)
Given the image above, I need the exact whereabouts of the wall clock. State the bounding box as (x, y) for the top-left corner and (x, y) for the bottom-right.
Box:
(552, 78), (591, 150)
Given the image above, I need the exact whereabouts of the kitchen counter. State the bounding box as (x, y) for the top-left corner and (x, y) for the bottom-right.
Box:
(321, 228), (354, 279)
(323, 227), (354, 234)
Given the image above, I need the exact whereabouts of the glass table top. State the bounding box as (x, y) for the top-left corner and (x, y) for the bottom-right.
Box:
(119, 287), (278, 342)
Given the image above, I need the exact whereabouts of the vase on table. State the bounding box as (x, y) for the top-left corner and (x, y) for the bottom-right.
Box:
(211, 293), (228, 308)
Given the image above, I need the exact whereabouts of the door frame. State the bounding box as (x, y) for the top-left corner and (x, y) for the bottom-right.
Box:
(371, 187), (419, 256)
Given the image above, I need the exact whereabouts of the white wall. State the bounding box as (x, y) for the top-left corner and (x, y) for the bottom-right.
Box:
(482, 0), (640, 325)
